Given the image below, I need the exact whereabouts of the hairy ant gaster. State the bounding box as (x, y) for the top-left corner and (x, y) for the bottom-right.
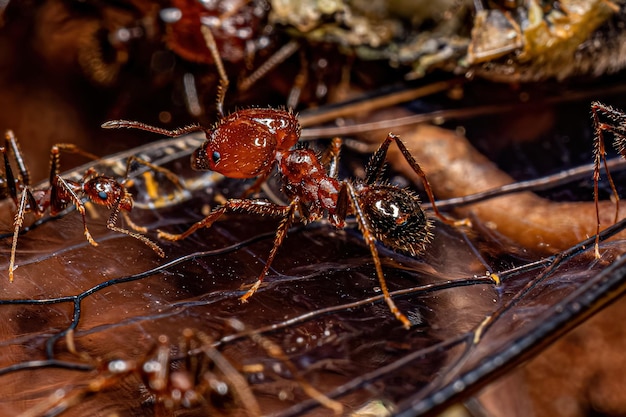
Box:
(102, 24), (468, 328)
(1, 130), (166, 281)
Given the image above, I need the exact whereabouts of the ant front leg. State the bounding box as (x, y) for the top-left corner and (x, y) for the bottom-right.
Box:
(590, 101), (626, 258)
(367, 133), (470, 228)
(54, 175), (99, 246)
(157, 198), (300, 301)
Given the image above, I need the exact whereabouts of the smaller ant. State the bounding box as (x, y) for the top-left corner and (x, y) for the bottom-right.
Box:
(27, 324), (341, 416)
(24, 329), (262, 416)
(590, 102), (626, 258)
(102, 25), (469, 328)
(1, 130), (167, 281)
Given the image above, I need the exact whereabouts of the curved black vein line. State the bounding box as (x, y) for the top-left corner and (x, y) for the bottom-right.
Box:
(389, 221), (626, 416)
(41, 229), (283, 358)
(0, 359), (93, 376)
(0, 259), (527, 378)
(254, 265), (546, 415)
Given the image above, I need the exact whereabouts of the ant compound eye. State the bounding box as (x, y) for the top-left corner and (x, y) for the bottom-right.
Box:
(212, 151), (221, 164)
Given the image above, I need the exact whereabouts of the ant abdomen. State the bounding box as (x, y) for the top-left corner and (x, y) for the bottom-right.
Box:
(357, 184), (433, 256)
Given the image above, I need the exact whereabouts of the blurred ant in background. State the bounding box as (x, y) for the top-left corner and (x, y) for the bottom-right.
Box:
(1, 130), (169, 281)
(103, 24), (469, 329)
(24, 323), (342, 416)
(24, 329), (260, 416)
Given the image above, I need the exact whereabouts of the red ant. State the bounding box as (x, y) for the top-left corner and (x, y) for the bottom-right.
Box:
(590, 101), (626, 258)
(102, 25), (469, 328)
(1, 130), (167, 281)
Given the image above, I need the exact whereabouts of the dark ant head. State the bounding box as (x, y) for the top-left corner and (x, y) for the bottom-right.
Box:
(84, 177), (130, 210)
(358, 185), (433, 256)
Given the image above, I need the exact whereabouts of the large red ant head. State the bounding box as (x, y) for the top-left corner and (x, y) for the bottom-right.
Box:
(191, 109), (300, 179)
(84, 177), (131, 211)
(192, 122), (277, 178)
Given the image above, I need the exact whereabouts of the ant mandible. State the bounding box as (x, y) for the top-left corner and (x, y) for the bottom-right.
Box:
(1, 130), (166, 281)
(590, 101), (626, 258)
(102, 25), (469, 328)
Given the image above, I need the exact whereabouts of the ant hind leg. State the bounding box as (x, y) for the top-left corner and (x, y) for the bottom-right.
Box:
(344, 182), (411, 329)
(367, 133), (470, 228)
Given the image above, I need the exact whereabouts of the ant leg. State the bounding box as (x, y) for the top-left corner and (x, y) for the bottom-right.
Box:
(107, 210), (165, 258)
(48, 144), (101, 186)
(344, 182), (411, 329)
(200, 24), (229, 118)
(321, 137), (342, 178)
(367, 133), (470, 227)
(590, 102), (625, 258)
(54, 176), (99, 246)
(8, 187), (32, 282)
(99, 185), (165, 257)
(240, 199), (299, 301)
(5, 130), (30, 188)
(195, 331), (262, 416)
(157, 198), (295, 241)
(101, 120), (204, 137)
(1, 143), (18, 203)
(156, 198), (299, 299)
(239, 39), (300, 93)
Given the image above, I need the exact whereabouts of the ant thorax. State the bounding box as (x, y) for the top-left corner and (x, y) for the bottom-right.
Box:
(278, 148), (342, 223)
